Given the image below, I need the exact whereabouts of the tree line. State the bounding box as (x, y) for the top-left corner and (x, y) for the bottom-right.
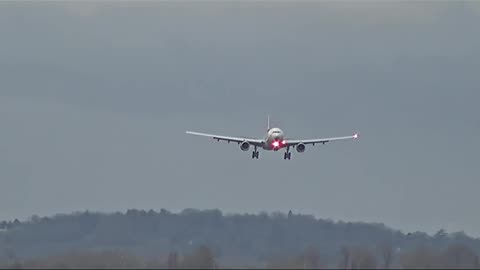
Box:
(0, 209), (479, 268)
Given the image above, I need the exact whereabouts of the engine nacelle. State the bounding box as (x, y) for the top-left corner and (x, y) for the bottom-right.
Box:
(240, 141), (250, 151)
(296, 143), (306, 153)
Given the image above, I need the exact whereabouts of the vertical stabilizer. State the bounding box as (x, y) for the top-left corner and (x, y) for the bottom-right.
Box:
(267, 115), (271, 131)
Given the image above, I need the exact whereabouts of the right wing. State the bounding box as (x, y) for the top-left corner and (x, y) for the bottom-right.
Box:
(186, 131), (264, 147)
(285, 133), (358, 146)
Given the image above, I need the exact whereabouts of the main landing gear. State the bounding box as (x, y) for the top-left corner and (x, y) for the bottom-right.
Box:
(284, 147), (292, 160)
(252, 146), (260, 159)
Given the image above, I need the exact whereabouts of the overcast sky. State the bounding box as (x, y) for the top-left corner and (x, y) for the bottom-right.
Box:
(1, 1), (479, 237)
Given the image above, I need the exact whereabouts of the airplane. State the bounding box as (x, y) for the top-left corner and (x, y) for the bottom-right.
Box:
(186, 116), (358, 160)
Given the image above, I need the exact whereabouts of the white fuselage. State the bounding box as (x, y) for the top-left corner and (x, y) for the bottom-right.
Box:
(263, 128), (286, 151)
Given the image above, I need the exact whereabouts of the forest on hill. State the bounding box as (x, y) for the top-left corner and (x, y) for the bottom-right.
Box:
(1, 209), (479, 268)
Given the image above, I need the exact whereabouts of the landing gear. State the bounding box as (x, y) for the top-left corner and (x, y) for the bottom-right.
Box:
(284, 147), (292, 160)
(252, 146), (260, 159)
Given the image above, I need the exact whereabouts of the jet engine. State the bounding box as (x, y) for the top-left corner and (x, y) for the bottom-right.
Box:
(296, 143), (306, 153)
(240, 141), (250, 151)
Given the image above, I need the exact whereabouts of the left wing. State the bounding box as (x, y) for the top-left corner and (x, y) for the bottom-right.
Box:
(186, 131), (264, 147)
(286, 133), (358, 146)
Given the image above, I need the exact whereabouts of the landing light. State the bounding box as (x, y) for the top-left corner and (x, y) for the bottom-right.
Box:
(282, 140), (287, 145)
(272, 141), (280, 148)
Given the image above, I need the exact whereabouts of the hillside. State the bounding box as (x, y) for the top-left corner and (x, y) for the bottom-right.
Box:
(1, 209), (479, 268)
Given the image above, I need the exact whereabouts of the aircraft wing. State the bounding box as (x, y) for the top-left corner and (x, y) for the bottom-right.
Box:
(186, 131), (264, 147)
(286, 133), (358, 146)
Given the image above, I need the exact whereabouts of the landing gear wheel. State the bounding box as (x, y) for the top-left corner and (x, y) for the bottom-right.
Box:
(284, 152), (292, 160)
(255, 151), (259, 159)
(252, 151), (259, 159)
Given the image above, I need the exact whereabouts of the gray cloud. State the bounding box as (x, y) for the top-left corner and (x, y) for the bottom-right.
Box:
(0, 2), (479, 236)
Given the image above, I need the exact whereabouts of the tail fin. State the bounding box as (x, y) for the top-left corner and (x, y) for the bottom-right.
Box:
(267, 115), (271, 131)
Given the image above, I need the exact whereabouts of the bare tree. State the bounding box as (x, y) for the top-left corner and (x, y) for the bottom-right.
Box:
(443, 243), (478, 269)
(167, 251), (179, 269)
(339, 247), (351, 269)
(378, 240), (394, 269)
(400, 246), (439, 269)
(303, 246), (322, 269)
(3, 248), (16, 263)
(9, 261), (23, 269)
(182, 245), (215, 269)
(350, 247), (377, 269)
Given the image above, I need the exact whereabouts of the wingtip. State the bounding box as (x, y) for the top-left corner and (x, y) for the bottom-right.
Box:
(353, 133), (359, 139)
